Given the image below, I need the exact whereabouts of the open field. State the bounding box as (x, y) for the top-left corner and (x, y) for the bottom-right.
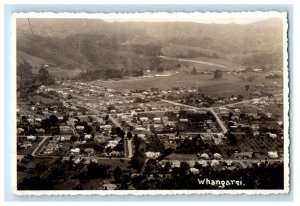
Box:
(92, 74), (249, 97)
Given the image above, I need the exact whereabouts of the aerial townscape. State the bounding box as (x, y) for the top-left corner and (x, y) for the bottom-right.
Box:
(16, 17), (286, 190)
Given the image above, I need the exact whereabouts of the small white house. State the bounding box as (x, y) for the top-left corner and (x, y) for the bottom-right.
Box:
(269, 133), (278, 139)
(179, 118), (188, 123)
(70, 148), (80, 155)
(153, 117), (161, 123)
(84, 134), (92, 140)
(268, 151), (279, 159)
(26, 135), (36, 141)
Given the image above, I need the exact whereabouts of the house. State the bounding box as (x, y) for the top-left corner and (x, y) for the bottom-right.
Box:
(251, 124), (260, 130)
(145, 152), (160, 158)
(153, 117), (161, 123)
(268, 151), (279, 159)
(27, 118), (34, 123)
(164, 121), (176, 126)
(266, 113), (273, 118)
(136, 127), (147, 132)
(84, 148), (94, 155)
(206, 120), (213, 124)
(58, 136), (68, 141)
(234, 108), (240, 113)
(84, 134), (92, 140)
(62, 156), (70, 162)
(269, 133), (278, 139)
(179, 118), (188, 123)
(190, 168), (199, 174)
(76, 126), (85, 130)
(37, 128), (45, 135)
(95, 118), (105, 125)
(101, 125), (112, 131)
(198, 153), (210, 159)
(47, 140), (59, 150)
(140, 117), (149, 122)
(26, 135), (36, 141)
(110, 151), (122, 157)
(70, 148), (81, 155)
(35, 118), (42, 122)
(20, 141), (32, 149)
(43, 149), (53, 155)
(218, 107), (229, 114)
(253, 131), (260, 136)
(213, 153), (222, 159)
(72, 156), (82, 164)
(232, 152), (253, 159)
(102, 184), (117, 190)
(105, 140), (119, 149)
(59, 125), (72, 134)
(17, 128), (25, 134)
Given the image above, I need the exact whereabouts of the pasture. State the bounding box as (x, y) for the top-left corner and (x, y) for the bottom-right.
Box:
(92, 73), (249, 98)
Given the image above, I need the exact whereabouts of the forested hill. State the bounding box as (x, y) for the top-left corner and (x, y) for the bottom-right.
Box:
(16, 18), (284, 78)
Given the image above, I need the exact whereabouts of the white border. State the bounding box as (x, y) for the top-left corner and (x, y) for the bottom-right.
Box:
(12, 11), (289, 196)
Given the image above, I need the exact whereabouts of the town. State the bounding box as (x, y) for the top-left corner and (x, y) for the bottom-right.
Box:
(16, 65), (284, 190)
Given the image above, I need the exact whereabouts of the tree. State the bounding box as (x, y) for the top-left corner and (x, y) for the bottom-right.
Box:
(245, 85), (250, 91)
(240, 113), (246, 119)
(116, 127), (125, 138)
(127, 131), (133, 140)
(26, 154), (34, 160)
(18, 176), (54, 190)
(238, 94), (243, 100)
(157, 67), (164, 73)
(17, 61), (33, 80)
(70, 135), (77, 142)
(130, 151), (146, 171)
(85, 125), (93, 134)
(214, 69), (222, 79)
(191, 66), (197, 74)
(49, 115), (59, 126)
(226, 132), (237, 145)
(120, 173), (131, 189)
(113, 166), (123, 183)
(38, 67), (54, 85)
(107, 105), (115, 111)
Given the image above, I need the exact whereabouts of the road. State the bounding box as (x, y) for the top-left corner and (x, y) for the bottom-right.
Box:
(109, 115), (123, 129)
(109, 115), (133, 159)
(211, 93), (283, 109)
(127, 139), (133, 158)
(159, 56), (227, 69)
(207, 108), (228, 133)
(162, 94), (283, 134)
(31, 136), (50, 156)
(161, 99), (228, 133)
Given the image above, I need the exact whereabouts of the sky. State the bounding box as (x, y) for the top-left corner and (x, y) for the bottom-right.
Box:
(14, 11), (286, 24)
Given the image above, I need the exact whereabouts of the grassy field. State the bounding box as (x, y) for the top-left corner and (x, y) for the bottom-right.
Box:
(92, 73), (248, 97)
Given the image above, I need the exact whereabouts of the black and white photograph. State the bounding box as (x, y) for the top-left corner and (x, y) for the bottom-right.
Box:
(13, 12), (289, 194)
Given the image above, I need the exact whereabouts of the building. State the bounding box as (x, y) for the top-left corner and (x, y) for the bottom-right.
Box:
(70, 148), (81, 155)
(84, 148), (94, 155)
(26, 135), (36, 141)
(59, 125), (72, 134)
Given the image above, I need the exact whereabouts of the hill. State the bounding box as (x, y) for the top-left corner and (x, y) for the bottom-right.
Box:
(16, 18), (284, 78)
